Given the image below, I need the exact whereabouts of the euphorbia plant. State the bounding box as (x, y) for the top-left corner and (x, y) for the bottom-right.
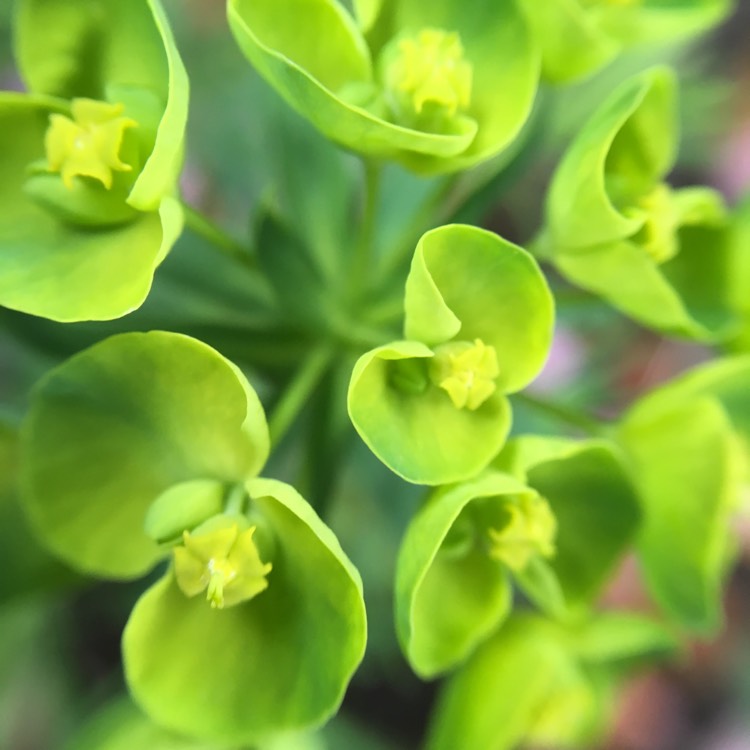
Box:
(0, 0), (747, 749)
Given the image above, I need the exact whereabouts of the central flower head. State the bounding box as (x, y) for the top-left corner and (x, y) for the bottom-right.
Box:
(44, 98), (137, 190)
(173, 520), (272, 609)
(487, 494), (557, 572)
(383, 28), (472, 120)
(632, 182), (678, 264)
(429, 338), (499, 410)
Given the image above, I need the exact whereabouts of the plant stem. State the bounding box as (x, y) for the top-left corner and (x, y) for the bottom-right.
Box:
(513, 392), (606, 436)
(181, 201), (257, 271)
(351, 159), (382, 294)
(268, 347), (334, 448)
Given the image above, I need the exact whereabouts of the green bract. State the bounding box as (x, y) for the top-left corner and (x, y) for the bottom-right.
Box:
(21, 332), (366, 742)
(348, 224), (554, 485)
(395, 471), (553, 678)
(496, 436), (641, 612)
(426, 612), (677, 750)
(618, 359), (750, 633)
(519, 0), (733, 84)
(0, 0), (188, 322)
(226, 0), (539, 174)
(542, 66), (738, 340)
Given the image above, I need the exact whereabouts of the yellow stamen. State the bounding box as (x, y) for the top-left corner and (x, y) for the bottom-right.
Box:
(429, 338), (499, 411)
(44, 98), (136, 190)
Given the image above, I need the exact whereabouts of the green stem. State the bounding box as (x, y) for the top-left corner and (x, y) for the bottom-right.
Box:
(268, 347), (334, 448)
(351, 159), (382, 294)
(513, 392), (606, 436)
(181, 201), (257, 271)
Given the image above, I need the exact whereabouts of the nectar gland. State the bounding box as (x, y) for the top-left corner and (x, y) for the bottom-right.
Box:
(487, 494), (556, 572)
(173, 522), (272, 609)
(45, 98), (137, 190)
(384, 28), (472, 118)
(429, 338), (499, 411)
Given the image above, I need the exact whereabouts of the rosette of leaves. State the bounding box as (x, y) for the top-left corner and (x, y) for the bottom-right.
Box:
(394, 437), (640, 678)
(542, 66), (738, 340)
(427, 612), (677, 750)
(518, 0), (733, 84)
(21, 332), (367, 744)
(0, 0), (188, 322)
(226, 0), (539, 174)
(348, 224), (554, 485)
(617, 357), (750, 633)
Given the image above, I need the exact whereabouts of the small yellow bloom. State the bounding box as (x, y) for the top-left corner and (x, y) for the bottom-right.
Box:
(429, 338), (499, 410)
(488, 494), (557, 572)
(45, 98), (137, 190)
(384, 28), (472, 117)
(173, 522), (272, 609)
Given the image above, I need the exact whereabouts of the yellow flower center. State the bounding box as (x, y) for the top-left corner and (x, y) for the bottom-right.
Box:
(384, 28), (472, 118)
(44, 98), (137, 190)
(487, 494), (557, 572)
(633, 183), (679, 264)
(429, 338), (499, 411)
(173, 522), (272, 610)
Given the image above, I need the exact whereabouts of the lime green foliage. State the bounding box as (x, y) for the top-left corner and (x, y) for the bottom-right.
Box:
(22, 332), (367, 742)
(227, 0), (539, 173)
(395, 472), (548, 678)
(348, 225), (554, 485)
(543, 67), (738, 340)
(125, 477), (366, 744)
(519, 0), (733, 83)
(619, 371), (746, 633)
(496, 436), (641, 612)
(427, 612), (677, 750)
(0, 0), (188, 321)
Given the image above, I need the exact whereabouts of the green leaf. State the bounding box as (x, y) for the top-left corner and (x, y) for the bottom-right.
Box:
(404, 225), (554, 392)
(395, 472), (535, 678)
(227, 0), (539, 174)
(426, 615), (597, 750)
(123, 478), (367, 744)
(22, 332), (269, 579)
(497, 436), (641, 611)
(618, 396), (738, 633)
(348, 341), (511, 484)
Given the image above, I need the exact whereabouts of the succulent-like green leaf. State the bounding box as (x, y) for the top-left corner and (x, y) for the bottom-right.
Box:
(619, 396), (738, 633)
(227, 0), (539, 174)
(497, 436), (641, 611)
(395, 472), (538, 678)
(123, 478), (367, 744)
(22, 332), (269, 578)
(348, 341), (511, 484)
(404, 225), (554, 391)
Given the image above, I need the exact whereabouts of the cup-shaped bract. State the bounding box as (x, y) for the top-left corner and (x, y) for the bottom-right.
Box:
(426, 612), (677, 750)
(395, 471), (550, 678)
(124, 477), (367, 744)
(496, 436), (641, 612)
(227, 0), (539, 174)
(22, 332), (367, 742)
(348, 225), (554, 485)
(21, 331), (270, 579)
(519, 0), (733, 84)
(543, 66), (738, 340)
(0, 0), (188, 322)
(618, 368), (748, 633)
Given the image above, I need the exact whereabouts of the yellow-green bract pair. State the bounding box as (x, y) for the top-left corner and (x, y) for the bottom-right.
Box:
(21, 332), (367, 745)
(348, 224), (554, 485)
(0, 0), (188, 322)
